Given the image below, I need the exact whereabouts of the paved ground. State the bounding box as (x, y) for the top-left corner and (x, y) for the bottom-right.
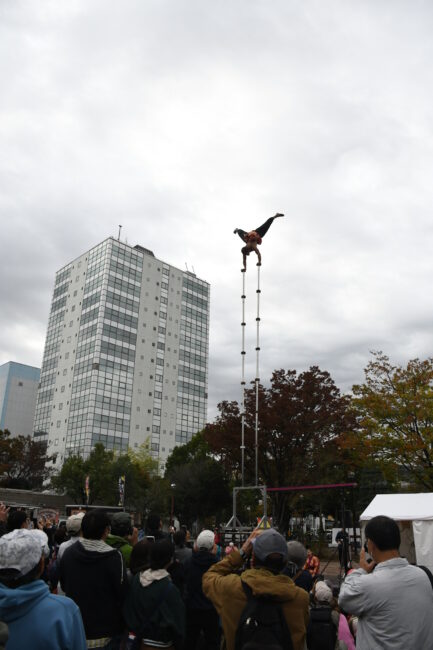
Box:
(320, 559), (345, 586)
(319, 555), (360, 589)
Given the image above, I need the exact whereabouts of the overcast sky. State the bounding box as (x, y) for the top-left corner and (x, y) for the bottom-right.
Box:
(2, 0), (433, 420)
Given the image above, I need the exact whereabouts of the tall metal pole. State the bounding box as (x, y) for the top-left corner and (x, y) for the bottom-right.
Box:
(241, 269), (246, 486)
(255, 263), (261, 486)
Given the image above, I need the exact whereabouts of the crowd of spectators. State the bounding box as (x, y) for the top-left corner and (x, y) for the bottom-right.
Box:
(0, 506), (431, 650)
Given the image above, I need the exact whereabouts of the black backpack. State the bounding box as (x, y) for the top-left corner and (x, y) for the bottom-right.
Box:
(235, 581), (294, 650)
(306, 605), (337, 650)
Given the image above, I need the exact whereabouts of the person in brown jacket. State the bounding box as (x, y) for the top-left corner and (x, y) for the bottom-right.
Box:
(202, 528), (309, 650)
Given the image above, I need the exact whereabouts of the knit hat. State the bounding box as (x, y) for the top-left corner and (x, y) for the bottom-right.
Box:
(0, 529), (46, 577)
(66, 512), (85, 534)
(315, 581), (333, 604)
(196, 530), (215, 551)
(253, 529), (289, 562)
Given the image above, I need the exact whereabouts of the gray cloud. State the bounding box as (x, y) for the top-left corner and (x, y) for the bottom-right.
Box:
(2, 0), (433, 423)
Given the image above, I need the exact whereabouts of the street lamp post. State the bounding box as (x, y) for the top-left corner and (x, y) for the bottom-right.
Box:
(170, 483), (176, 527)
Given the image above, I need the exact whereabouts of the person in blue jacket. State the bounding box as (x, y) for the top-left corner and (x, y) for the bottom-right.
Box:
(0, 528), (87, 650)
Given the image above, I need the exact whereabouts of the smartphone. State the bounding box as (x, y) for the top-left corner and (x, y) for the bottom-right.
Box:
(363, 541), (374, 564)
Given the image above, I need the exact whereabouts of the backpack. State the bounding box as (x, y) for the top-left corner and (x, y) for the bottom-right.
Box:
(235, 581), (294, 650)
(306, 605), (337, 650)
(419, 565), (433, 590)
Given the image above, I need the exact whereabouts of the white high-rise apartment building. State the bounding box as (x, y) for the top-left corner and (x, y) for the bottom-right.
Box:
(33, 237), (209, 473)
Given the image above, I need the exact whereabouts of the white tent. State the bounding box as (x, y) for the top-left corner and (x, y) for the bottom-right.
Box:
(359, 493), (433, 571)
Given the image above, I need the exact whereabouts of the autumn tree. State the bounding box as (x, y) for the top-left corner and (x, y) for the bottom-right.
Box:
(350, 352), (433, 490)
(204, 367), (356, 530)
(0, 430), (55, 489)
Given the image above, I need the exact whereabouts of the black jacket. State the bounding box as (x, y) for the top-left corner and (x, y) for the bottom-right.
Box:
(185, 550), (217, 610)
(59, 540), (128, 639)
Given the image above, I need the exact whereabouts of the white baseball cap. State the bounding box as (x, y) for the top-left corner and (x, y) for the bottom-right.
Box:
(196, 530), (215, 551)
(0, 529), (47, 577)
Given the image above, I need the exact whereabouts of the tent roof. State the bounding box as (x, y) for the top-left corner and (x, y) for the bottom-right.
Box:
(360, 493), (433, 521)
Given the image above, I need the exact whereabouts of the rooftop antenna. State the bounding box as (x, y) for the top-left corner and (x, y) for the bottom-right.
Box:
(118, 225), (122, 241)
(192, 265), (196, 275)
(185, 262), (189, 272)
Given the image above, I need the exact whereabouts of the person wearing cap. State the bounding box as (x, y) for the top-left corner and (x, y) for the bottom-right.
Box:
(184, 530), (220, 650)
(106, 512), (138, 568)
(0, 528), (87, 649)
(59, 508), (128, 648)
(203, 528), (309, 650)
(57, 511), (85, 564)
(283, 540), (314, 593)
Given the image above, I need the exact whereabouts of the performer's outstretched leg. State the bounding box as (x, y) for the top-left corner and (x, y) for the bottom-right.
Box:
(234, 228), (247, 242)
(254, 213), (284, 239)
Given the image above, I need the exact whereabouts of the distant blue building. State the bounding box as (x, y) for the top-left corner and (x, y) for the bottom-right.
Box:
(0, 362), (40, 437)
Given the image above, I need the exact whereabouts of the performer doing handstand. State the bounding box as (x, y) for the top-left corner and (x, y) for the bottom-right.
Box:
(234, 213), (284, 270)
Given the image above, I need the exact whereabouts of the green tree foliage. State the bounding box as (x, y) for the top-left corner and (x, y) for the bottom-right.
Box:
(164, 430), (209, 475)
(204, 367), (355, 530)
(51, 442), (157, 510)
(350, 352), (433, 490)
(164, 432), (231, 526)
(51, 454), (86, 502)
(142, 476), (171, 518)
(0, 430), (55, 489)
